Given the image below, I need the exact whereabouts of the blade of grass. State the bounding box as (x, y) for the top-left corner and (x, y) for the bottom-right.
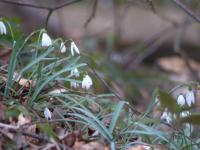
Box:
(109, 101), (125, 133)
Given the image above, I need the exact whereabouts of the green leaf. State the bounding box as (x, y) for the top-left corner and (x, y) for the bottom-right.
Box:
(158, 90), (179, 113)
(5, 105), (29, 118)
(109, 101), (125, 133)
(181, 114), (200, 125)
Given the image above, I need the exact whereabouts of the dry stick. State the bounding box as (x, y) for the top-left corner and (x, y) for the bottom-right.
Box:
(0, 122), (49, 141)
(84, 0), (98, 27)
(0, 122), (72, 149)
(171, 0), (200, 23)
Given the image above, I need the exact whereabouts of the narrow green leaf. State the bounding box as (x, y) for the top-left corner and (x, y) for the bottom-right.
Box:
(158, 90), (179, 113)
(109, 101), (125, 133)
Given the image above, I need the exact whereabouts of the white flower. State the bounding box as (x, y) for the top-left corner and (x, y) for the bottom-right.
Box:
(177, 94), (186, 106)
(70, 68), (80, 77)
(70, 41), (80, 56)
(60, 42), (66, 53)
(186, 90), (195, 106)
(180, 111), (190, 118)
(0, 21), (6, 35)
(71, 81), (79, 88)
(44, 107), (52, 120)
(13, 72), (22, 82)
(160, 111), (172, 124)
(155, 97), (160, 106)
(41, 33), (52, 47)
(49, 88), (67, 94)
(82, 75), (93, 90)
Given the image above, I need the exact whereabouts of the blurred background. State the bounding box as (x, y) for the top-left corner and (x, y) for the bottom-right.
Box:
(1, 0), (200, 109)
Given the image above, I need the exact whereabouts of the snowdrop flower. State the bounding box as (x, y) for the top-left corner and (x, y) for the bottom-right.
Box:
(177, 94), (185, 106)
(180, 111), (190, 118)
(71, 81), (79, 88)
(13, 72), (22, 82)
(160, 111), (172, 124)
(70, 68), (80, 77)
(82, 75), (93, 90)
(186, 90), (195, 106)
(70, 41), (80, 56)
(60, 42), (66, 53)
(44, 107), (52, 120)
(41, 33), (52, 47)
(49, 88), (67, 94)
(0, 21), (6, 35)
(155, 96), (160, 106)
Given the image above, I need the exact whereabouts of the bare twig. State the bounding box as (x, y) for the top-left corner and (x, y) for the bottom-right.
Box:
(0, 0), (50, 9)
(45, 9), (53, 29)
(0, 122), (19, 129)
(0, 0), (83, 30)
(171, 0), (200, 23)
(84, 0), (98, 27)
(53, 0), (82, 10)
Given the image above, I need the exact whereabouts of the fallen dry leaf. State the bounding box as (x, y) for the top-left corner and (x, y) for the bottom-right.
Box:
(126, 145), (148, 150)
(63, 132), (76, 147)
(73, 141), (108, 150)
(17, 113), (31, 126)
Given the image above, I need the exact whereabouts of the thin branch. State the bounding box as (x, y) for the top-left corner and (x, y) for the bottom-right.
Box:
(45, 9), (53, 29)
(84, 0), (98, 27)
(9, 128), (49, 142)
(0, 0), (83, 30)
(171, 0), (200, 23)
(0, 0), (50, 10)
(53, 0), (82, 10)
(0, 122), (19, 129)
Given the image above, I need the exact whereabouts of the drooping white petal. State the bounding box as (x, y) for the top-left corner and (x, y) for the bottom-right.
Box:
(44, 107), (52, 120)
(82, 75), (93, 90)
(70, 81), (79, 88)
(70, 41), (80, 56)
(155, 97), (160, 106)
(41, 33), (52, 47)
(13, 72), (22, 82)
(70, 68), (80, 77)
(60, 42), (66, 53)
(0, 21), (7, 35)
(160, 111), (172, 124)
(177, 94), (186, 106)
(180, 111), (190, 118)
(49, 88), (67, 94)
(186, 90), (195, 106)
